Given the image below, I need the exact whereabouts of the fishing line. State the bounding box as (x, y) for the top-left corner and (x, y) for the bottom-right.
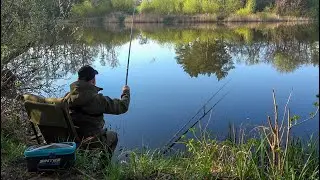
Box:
(162, 90), (231, 154)
(162, 79), (231, 150)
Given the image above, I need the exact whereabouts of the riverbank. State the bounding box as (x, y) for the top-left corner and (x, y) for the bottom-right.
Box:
(64, 12), (313, 26)
(123, 13), (312, 23)
(2, 129), (319, 179)
(61, 16), (314, 37)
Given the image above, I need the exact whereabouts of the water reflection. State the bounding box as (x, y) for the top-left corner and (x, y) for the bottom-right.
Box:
(140, 24), (318, 77)
(2, 23), (318, 95)
(2, 25), (135, 96)
(175, 39), (234, 80)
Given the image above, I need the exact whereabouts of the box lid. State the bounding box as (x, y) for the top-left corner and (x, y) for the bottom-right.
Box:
(24, 142), (76, 157)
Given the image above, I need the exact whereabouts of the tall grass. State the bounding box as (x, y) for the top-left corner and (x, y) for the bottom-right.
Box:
(75, 130), (318, 179)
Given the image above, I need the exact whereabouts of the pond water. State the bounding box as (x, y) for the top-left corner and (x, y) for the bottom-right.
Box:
(50, 22), (319, 151)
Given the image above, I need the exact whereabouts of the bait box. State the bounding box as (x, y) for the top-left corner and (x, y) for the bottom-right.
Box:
(24, 142), (76, 172)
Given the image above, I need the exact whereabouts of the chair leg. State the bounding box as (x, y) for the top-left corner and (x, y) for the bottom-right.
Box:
(30, 122), (40, 144)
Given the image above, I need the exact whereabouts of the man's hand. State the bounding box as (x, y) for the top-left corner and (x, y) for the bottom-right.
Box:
(122, 85), (130, 93)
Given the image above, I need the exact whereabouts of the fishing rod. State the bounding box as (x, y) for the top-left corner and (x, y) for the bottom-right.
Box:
(121, 4), (135, 137)
(125, 4), (135, 86)
(162, 91), (230, 154)
(161, 79), (231, 151)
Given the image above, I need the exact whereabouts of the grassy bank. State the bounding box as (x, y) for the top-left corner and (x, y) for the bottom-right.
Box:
(1, 92), (319, 179)
(74, 129), (319, 180)
(1, 130), (319, 180)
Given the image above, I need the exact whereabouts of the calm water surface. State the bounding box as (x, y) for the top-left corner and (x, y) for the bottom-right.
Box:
(52, 23), (319, 151)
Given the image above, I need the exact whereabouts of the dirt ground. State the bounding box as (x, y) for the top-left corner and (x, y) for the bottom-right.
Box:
(1, 158), (85, 180)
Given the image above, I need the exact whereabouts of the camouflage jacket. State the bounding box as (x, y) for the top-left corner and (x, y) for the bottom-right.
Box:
(65, 80), (130, 138)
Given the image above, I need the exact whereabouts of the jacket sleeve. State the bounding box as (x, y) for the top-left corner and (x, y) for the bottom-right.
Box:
(97, 90), (130, 115)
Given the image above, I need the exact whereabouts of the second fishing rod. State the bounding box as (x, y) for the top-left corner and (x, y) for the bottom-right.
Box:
(162, 80), (231, 154)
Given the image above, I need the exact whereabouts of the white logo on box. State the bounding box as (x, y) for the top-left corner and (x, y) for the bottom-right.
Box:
(39, 158), (61, 165)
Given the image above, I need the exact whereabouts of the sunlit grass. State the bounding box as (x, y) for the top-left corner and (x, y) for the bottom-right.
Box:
(69, 129), (319, 180)
(1, 124), (318, 180)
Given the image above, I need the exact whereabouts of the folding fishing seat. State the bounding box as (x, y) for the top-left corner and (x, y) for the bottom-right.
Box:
(23, 94), (81, 145)
(23, 94), (111, 152)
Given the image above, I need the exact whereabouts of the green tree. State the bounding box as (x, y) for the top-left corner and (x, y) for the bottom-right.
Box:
(111, 0), (134, 12)
(96, 0), (113, 14)
(255, 0), (274, 12)
(1, 0), (61, 66)
(174, 0), (185, 13)
(71, 0), (96, 17)
(236, 0), (256, 15)
(182, 0), (202, 14)
(138, 0), (155, 13)
(223, 0), (242, 15)
(202, 0), (220, 14)
(275, 0), (308, 16)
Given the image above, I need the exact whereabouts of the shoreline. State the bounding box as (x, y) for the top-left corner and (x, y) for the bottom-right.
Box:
(60, 18), (314, 33)
(64, 13), (313, 25)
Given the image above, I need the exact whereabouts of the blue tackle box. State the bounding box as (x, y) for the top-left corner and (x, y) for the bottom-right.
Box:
(24, 142), (76, 172)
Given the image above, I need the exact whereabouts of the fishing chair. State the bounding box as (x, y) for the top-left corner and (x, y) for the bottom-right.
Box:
(23, 94), (100, 149)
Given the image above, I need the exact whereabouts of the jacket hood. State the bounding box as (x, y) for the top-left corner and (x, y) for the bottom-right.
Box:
(68, 80), (103, 106)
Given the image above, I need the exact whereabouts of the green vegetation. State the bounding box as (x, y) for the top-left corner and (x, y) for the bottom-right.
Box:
(70, 0), (135, 17)
(137, 0), (241, 15)
(74, 136), (318, 179)
(2, 124), (319, 179)
(136, 0), (317, 18)
(68, 0), (319, 21)
(1, 134), (26, 168)
(236, 0), (256, 16)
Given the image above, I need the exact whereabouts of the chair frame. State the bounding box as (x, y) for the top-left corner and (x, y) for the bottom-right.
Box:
(24, 100), (80, 145)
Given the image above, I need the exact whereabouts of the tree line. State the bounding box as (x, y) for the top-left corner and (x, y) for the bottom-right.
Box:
(69, 0), (319, 18)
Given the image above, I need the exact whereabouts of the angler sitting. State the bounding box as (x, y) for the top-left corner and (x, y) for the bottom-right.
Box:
(64, 65), (130, 158)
